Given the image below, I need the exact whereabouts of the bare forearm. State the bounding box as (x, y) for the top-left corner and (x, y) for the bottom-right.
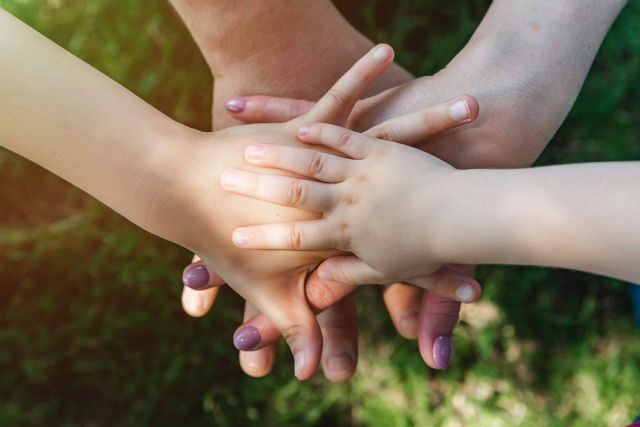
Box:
(439, 162), (640, 282)
(0, 10), (192, 237)
(358, 0), (627, 168)
(458, 0), (628, 149)
(168, 0), (411, 128)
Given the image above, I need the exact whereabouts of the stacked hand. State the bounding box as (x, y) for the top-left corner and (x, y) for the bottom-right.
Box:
(181, 46), (483, 377)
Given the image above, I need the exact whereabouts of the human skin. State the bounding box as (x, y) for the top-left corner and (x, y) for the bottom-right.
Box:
(224, 126), (640, 284)
(0, 9), (426, 380)
(168, 0), (451, 379)
(173, 0), (628, 373)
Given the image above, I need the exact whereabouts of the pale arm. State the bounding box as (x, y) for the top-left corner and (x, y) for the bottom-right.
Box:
(221, 128), (640, 284)
(355, 0), (629, 168)
(439, 163), (640, 282)
(0, 9), (195, 245)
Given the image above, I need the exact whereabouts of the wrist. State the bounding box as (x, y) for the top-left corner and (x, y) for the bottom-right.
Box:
(427, 168), (510, 266)
(127, 118), (210, 247)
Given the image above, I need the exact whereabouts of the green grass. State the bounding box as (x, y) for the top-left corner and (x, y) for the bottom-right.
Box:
(0, 1), (639, 426)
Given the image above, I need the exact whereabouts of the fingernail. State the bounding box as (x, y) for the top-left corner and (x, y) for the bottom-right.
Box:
(448, 99), (471, 122)
(233, 326), (262, 351)
(225, 97), (246, 113)
(433, 336), (452, 370)
(245, 144), (266, 161)
(220, 170), (241, 190)
(298, 126), (310, 137)
(456, 283), (475, 303)
(182, 265), (211, 290)
(294, 352), (307, 379)
(327, 352), (355, 374)
(232, 229), (250, 247)
(372, 45), (389, 61)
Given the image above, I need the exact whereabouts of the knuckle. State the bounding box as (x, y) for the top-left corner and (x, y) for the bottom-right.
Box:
(337, 131), (352, 148)
(286, 225), (304, 249)
(335, 221), (351, 251)
(286, 180), (307, 207)
(307, 152), (326, 178)
(340, 193), (358, 206)
(319, 317), (354, 335)
(327, 88), (349, 110)
(282, 324), (306, 346)
(373, 127), (395, 142)
(287, 101), (306, 120)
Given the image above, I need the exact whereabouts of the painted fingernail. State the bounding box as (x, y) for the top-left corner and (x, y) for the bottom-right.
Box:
(327, 352), (355, 375)
(372, 45), (389, 61)
(182, 265), (211, 290)
(220, 170), (241, 190)
(433, 336), (452, 370)
(294, 352), (307, 379)
(232, 229), (250, 247)
(225, 97), (246, 113)
(233, 326), (262, 351)
(245, 144), (266, 161)
(298, 126), (310, 137)
(448, 99), (471, 122)
(456, 283), (475, 303)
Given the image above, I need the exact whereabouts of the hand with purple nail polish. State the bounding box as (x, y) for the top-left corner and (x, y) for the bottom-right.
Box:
(171, 45), (405, 380)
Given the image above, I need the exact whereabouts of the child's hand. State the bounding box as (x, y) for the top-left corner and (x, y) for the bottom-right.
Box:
(220, 97), (480, 292)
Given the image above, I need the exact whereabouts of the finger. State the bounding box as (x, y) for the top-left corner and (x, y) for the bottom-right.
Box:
(233, 271), (357, 351)
(302, 44), (394, 124)
(221, 168), (337, 212)
(316, 255), (385, 285)
(318, 293), (358, 382)
(305, 269), (357, 313)
(297, 123), (376, 159)
(365, 95), (480, 146)
(181, 256), (224, 318)
(181, 287), (220, 317)
(271, 297), (323, 380)
(409, 267), (481, 303)
(225, 96), (314, 123)
(382, 283), (423, 340)
(244, 143), (350, 183)
(417, 291), (461, 370)
(232, 220), (340, 251)
(237, 302), (276, 378)
(182, 259), (225, 290)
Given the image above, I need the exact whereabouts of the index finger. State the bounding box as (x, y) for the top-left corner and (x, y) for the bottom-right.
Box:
(299, 44), (394, 125)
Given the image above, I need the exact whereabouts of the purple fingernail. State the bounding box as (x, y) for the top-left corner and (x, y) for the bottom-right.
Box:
(433, 336), (452, 370)
(182, 265), (211, 290)
(233, 326), (261, 351)
(225, 97), (246, 113)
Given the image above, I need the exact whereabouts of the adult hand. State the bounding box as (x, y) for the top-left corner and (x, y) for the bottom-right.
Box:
(182, 91), (483, 371)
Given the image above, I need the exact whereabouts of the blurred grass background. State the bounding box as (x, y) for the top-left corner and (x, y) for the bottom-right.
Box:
(0, 0), (638, 426)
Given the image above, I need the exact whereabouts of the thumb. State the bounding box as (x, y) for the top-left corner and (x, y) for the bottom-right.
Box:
(247, 279), (324, 380)
(417, 291), (461, 370)
(277, 299), (324, 380)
